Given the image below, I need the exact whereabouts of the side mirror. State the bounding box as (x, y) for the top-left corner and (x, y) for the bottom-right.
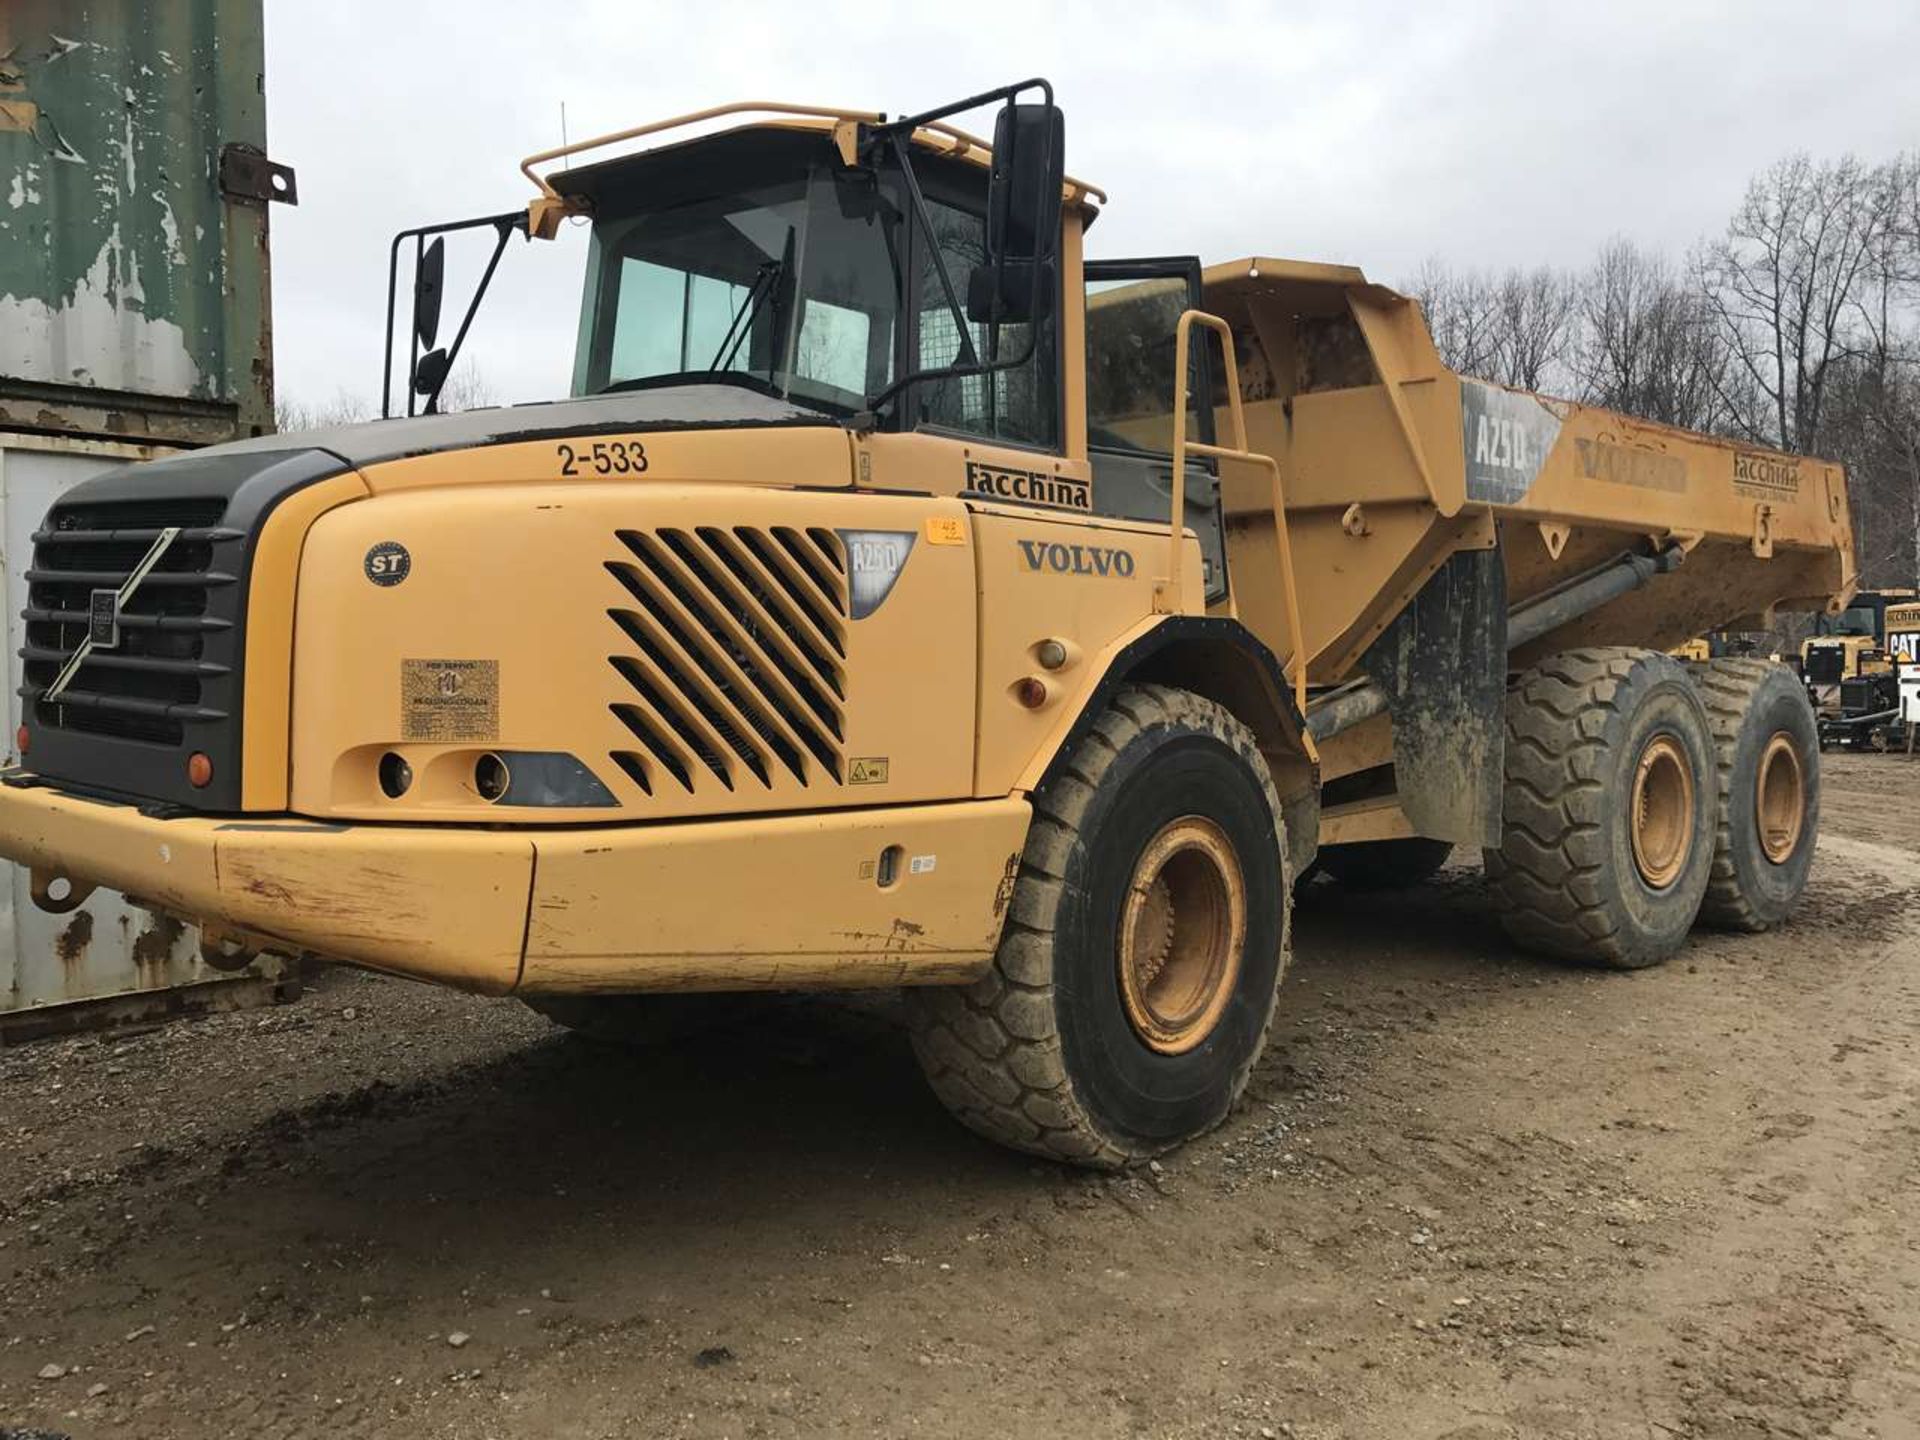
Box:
(970, 100), (1064, 325)
(413, 237), (446, 351)
(413, 346), (451, 399)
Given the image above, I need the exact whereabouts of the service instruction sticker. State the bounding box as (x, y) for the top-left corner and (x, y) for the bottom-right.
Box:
(402, 658), (499, 742)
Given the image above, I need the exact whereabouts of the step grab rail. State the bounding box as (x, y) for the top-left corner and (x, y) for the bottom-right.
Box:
(1168, 309), (1307, 714)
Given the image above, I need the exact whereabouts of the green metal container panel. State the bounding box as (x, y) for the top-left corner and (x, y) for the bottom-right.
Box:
(0, 0), (289, 446)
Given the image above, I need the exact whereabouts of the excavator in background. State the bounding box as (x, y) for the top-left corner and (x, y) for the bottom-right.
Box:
(1803, 590), (1917, 748)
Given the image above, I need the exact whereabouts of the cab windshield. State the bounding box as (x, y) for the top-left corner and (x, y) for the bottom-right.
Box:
(564, 133), (1056, 445)
(571, 158), (902, 414)
(1824, 604), (1880, 637)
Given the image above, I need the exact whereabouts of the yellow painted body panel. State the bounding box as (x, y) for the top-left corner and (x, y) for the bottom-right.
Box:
(0, 779), (1030, 994)
(968, 505), (1203, 796)
(523, 798), (1030, 993)
(288, 481), (978, 823)
(1198, 258), (1856, 683)
(240, 472), (371, 808)
(0, 782), (531, 993)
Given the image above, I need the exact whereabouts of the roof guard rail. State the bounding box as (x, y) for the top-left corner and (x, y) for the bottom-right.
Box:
(516, 100), (1107, 237)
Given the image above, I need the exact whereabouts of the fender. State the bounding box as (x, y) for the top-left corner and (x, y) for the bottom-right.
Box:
(1016, 615), (1321, 878)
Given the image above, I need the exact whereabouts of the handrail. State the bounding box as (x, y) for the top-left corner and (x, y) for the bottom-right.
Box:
(1169, 309), (1307, 714)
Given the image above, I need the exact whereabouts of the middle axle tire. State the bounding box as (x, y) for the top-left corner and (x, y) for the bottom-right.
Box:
(903, 683), (1289, 1167)
(1484, 647), (1715, 969)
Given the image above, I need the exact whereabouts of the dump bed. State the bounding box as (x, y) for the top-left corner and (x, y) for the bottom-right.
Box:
(1195, 258), (1854, 685)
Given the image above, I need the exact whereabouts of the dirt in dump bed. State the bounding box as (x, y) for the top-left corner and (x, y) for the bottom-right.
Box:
(1, 750), (1918, 1440)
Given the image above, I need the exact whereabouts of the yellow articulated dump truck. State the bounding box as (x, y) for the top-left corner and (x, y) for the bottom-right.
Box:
(3, 83), (1853, 1165)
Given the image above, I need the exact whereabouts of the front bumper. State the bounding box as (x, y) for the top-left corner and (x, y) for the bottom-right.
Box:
(1, 773), (531, 992)
(0, 774), (1029, 996)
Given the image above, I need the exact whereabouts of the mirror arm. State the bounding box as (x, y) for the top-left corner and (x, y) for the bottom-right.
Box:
(381, 229), (405, 420)
(889, 131), (979, 372)
(421, 215), (520, 415)
(380, 208), (529, 419)
(407, 233), (426, 417)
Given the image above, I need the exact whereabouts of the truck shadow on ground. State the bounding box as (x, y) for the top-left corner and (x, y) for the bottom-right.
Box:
(52, 866), (1609, 1326)
(188, 872), (1545, 1221)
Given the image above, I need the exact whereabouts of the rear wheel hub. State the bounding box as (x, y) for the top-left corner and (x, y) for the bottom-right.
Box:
(1630, 733), (1694, 890)
(1755, 730), (1806, 864)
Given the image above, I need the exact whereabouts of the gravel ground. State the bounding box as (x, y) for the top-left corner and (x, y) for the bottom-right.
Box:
(2, 750), (1918, 1440)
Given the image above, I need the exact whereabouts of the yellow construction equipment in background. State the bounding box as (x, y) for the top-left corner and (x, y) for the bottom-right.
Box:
(0, 83), (1853, 1164)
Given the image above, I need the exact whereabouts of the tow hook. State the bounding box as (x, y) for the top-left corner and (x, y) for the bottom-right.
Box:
(199, 926), (264, 973)
(29, 869), (95, 915)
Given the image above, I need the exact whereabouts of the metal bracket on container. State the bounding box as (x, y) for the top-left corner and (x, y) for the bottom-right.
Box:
(218, 142), (299, 205)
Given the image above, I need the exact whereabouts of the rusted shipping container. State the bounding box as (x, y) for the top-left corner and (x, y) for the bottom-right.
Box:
(1, 0), (295, 1037)
(0, 0), (291, 446)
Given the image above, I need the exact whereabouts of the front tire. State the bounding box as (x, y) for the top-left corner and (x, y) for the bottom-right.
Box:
(1485, 647), (1715, 969)
(1696, 658), (1819, 931)
(903, 684), (1289, 1167)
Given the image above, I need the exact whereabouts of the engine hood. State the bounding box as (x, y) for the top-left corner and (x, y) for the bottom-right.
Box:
(218, 383), (838, 470)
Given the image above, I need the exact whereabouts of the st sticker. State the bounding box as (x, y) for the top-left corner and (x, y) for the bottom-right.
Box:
(402, 658), (499, 742)
(837, 530), (915, 619)
(365, 541), (411, 586)
(849, 756), (890, 785)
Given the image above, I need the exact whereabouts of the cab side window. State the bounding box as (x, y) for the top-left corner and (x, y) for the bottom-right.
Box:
(1085, 274), (1207, 455)
(1083, 261), (1227, 602)
(910, 198), (1058, 449)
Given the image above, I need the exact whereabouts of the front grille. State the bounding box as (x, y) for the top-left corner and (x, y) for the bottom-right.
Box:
(22, 498), (239, 747)
(605, 525), (847, 797)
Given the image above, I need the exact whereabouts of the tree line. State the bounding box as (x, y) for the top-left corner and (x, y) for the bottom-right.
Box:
(1406, 151), (1920, 588)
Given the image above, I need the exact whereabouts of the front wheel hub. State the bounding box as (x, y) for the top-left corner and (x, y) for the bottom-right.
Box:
(1117, 816), (1247, 1055)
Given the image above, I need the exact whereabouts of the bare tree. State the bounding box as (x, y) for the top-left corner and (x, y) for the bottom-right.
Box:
(1489, 267), (1579, 393)
(274, 388), (373, 433)
(1406, 259), (1499, 378)
(1575, 239), (1741, 433)
(1696, 153), (1893, 454)
(274, 364), (495, 432)
(1407, 260), (1578, 393)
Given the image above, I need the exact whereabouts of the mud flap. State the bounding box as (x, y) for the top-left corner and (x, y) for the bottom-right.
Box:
(1359, 550), (1507, 848)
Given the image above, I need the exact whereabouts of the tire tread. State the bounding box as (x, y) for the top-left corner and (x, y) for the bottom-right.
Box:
(902, 683), (1286, 1167)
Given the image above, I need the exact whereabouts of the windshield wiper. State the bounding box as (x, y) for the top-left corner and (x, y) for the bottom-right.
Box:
(589, 369), (849, 419)
(710, 225), (797, 374)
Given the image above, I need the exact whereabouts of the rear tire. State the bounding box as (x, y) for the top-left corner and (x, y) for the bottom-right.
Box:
(1484, 647), (1714, 969)
(903, 684), (1289, 1167)
(1695, 658), (1819, 931)
(1316, 836), (1454, 889)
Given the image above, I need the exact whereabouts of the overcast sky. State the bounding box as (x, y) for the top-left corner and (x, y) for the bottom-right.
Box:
(263, 0), (1920, 411)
